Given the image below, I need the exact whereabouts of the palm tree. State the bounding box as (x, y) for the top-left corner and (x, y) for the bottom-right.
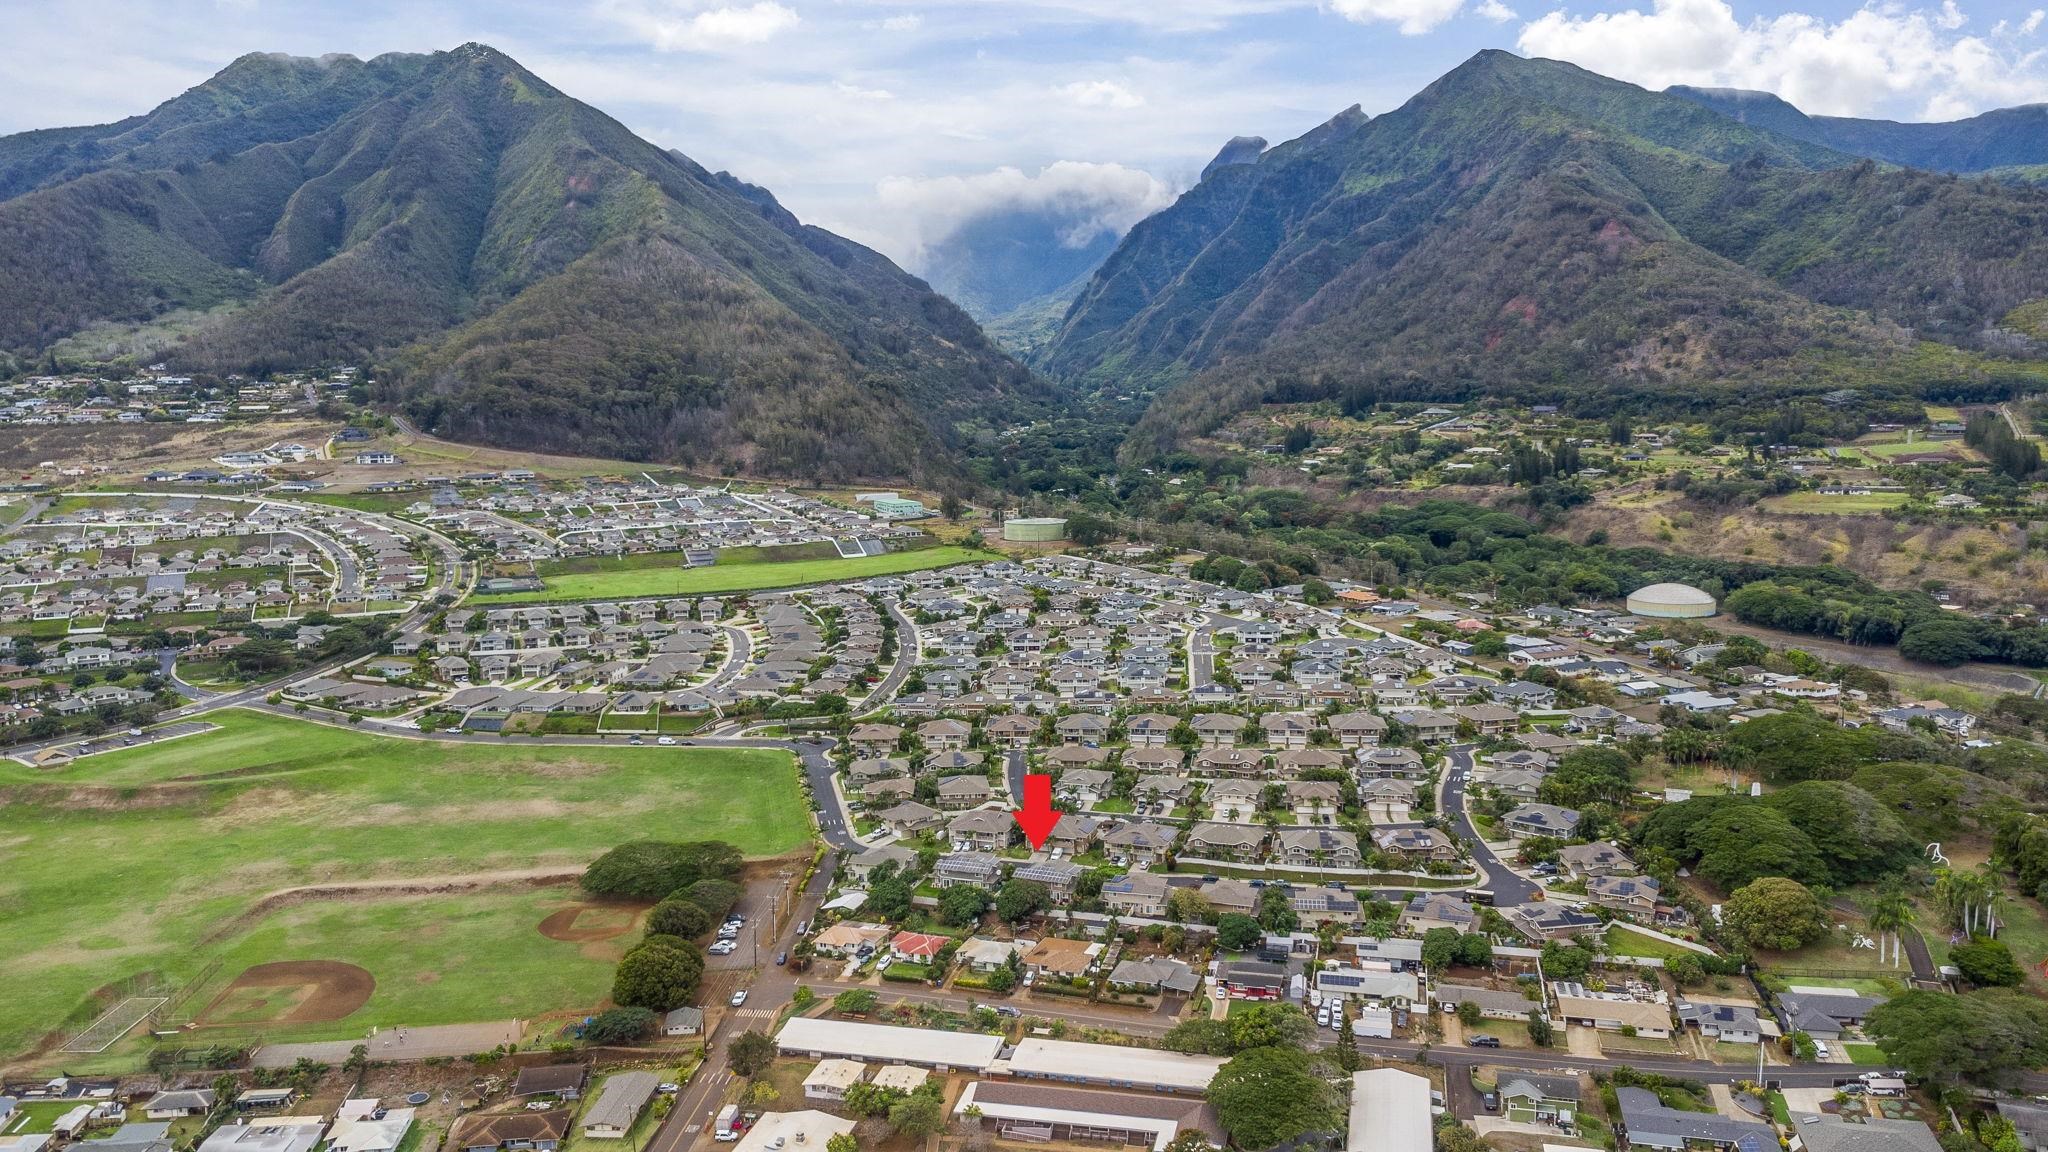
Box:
(1934, 867), (1997, 937)
(1865, 884), (1912, 968)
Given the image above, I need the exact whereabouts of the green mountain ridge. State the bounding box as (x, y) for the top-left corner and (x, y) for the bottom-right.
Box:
(1037, 50), (2048, 458)
(1665, 85), (2048, 174)
(0, 44), (1045, 481)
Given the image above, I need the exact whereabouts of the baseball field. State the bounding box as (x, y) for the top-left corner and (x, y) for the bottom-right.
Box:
(0, 709), (811, 1069)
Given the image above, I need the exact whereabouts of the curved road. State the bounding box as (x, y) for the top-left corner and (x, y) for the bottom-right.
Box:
(1441, 745), (1541, 905)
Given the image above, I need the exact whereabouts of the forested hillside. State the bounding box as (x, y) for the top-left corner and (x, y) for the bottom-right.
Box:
(0, 44), (1046, 481)
(1037, 51), (2048, 459)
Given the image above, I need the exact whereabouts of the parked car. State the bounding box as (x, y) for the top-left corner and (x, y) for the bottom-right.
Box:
(1468, 1036), (1501, 1048)
(657, 1083), (678, 1094)
(1483, 1093), (1498, 1111)
(775, 951), (788, 966)
(994, 1006), (1021, 1018)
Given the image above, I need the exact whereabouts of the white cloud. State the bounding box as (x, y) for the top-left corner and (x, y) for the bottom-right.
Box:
(876, 12), (921, 31)
(2023, 9), (2045, 34)
(833, 80), (894, 99)
(1517, 0), (2048, 118)
(1330, 0), (1469, 35)
(1477, 0), (1517, 22)
(873, 161), (1179, 270)
(1055, 79), (1146, 108)
(599, 0), (801, 52)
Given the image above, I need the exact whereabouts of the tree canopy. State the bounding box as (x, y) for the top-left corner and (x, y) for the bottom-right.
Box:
(1722, 877), (1830, 951)
(611, 936), (704, 1010)
(1208, 1046), (1342, 1148)
(582, 840), (744, 901)
(1866, 990), (2048, 1085)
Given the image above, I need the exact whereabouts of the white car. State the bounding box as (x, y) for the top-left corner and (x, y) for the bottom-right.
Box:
(730, 990), (749, 1007)
(657, 736), (676, 746)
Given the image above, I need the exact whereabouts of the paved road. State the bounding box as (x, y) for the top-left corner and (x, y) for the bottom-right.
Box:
(701, 625), (753, 693)
(1005, 748), (1028, 808)
(1188, 622), (1218, 689)
(1, 496), (51, 537)
(645, 848), (839, 1152)
(1441, 745), (1541, 904)
(861, 600), (921, 711)
(154, 648), (210, 701)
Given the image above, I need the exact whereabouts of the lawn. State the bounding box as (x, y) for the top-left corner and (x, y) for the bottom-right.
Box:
(0, 709), (812, 1066)
(467, 546), (987, 604)
(1843, 1042), (1886, 1064)
(1604, 925), (1708, 960)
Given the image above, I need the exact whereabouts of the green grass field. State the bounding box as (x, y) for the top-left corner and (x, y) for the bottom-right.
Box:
(1856, 437), (1963, 459)
(0, 709), (812, 1065)
(467, 546), (987, 604)
(197, 887), (640, 1043)
(1760, 491), (1909, 515)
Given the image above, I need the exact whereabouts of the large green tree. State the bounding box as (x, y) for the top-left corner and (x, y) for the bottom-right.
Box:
(611, 936), (704, 1010)
(1208, 1046), (1342, 1148)
(995, 880), (1050, 923)
(1866, 990), (2048, 1085)
(1722, 877), (1830, 951)
(1722, 712), (1877, 783)
(681, 878), (743, 921)
(1539, 747), (1635, 808)
(727, 1030), (777, 1077)
(1217, 914), (1264, 951)
(937, 885), (987, 926)
(645, 898), (713, 940)
(1689, 805), (1827, 890)
(1951, 936), (2026, 987)
(1764, 780), (1915, 884)
(582, 841), (703, 901)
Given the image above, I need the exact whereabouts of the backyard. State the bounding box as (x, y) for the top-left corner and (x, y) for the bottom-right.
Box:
(0, 709), (812, 1067)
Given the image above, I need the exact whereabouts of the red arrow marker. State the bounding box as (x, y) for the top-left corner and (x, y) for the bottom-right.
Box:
(1012, 772), (1063, 851)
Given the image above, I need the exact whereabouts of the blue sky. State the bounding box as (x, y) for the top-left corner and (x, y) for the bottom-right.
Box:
(3, 0), (2045, 267)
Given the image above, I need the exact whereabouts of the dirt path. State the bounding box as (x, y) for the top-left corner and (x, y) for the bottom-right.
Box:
(201, 868), (583, 944)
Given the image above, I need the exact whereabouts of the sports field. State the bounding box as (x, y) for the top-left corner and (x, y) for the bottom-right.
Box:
(0, 710), (811, 1066)
(466, 545), (986, 604)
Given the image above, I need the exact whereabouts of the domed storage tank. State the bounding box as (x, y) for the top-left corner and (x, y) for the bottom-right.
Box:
(1626, 582), (1717, 619)
(1002, 517), (1069, 543)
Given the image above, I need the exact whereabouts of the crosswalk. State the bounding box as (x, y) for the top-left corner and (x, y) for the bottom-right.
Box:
(733, 1007), (778, 1020)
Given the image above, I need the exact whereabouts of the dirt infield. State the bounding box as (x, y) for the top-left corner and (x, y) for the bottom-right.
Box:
(197, 961), (374, 1028)
(536, 903), (644, 943)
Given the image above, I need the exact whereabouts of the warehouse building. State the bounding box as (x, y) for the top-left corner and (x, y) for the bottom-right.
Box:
(953, 1083), (1222, 1151)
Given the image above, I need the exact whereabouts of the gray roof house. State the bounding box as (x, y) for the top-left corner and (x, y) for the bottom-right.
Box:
(580, 1072), (660, 1139)
(1616, 1087), (1773, 1152)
